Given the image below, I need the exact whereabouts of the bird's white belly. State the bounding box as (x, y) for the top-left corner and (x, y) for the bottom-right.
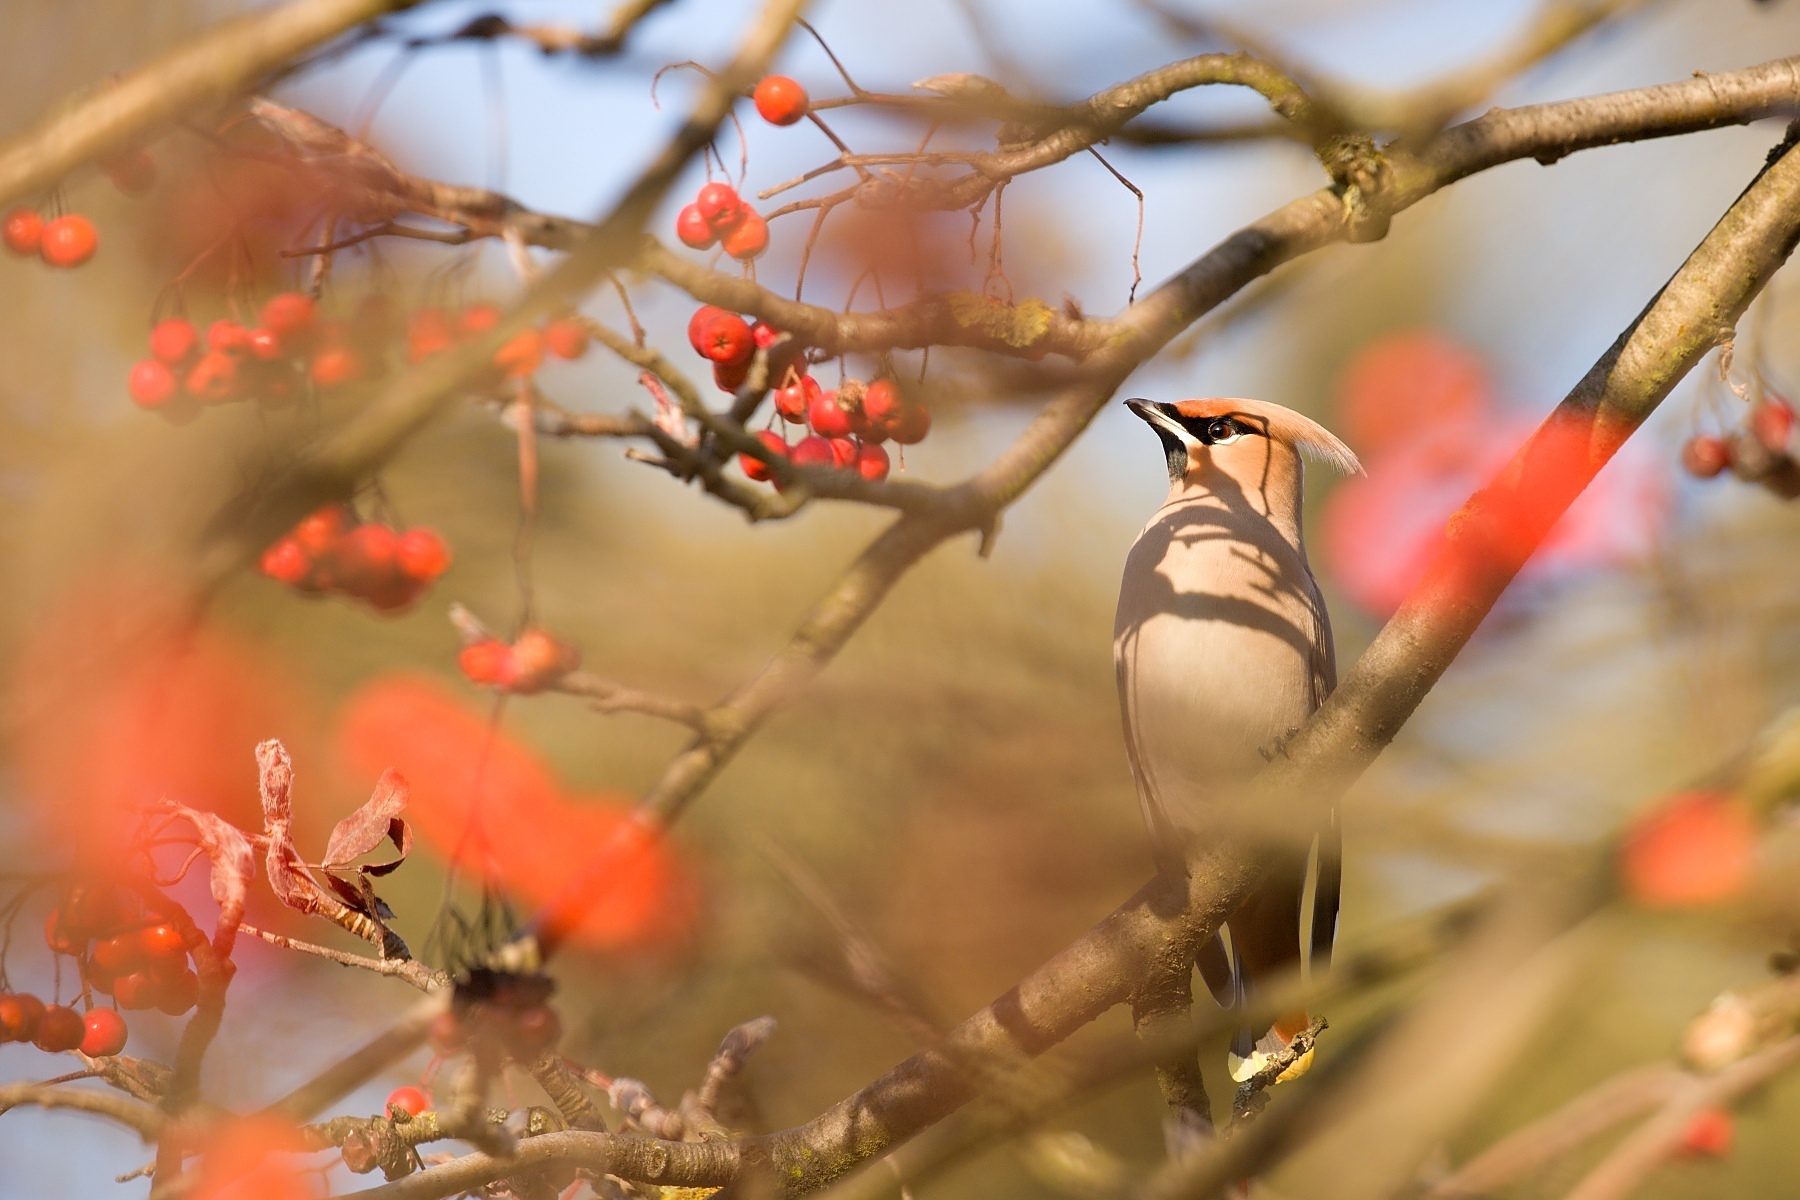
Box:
(1114, 503), (1322, 836)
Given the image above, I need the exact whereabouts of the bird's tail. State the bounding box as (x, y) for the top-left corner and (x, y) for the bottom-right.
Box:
(1227, 1009), (1316, 1083)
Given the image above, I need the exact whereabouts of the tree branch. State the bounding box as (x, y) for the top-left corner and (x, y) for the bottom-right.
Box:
(0, 0), (420, 210)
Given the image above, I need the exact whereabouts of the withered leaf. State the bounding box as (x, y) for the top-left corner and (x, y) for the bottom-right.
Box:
(323, 770), (411, 870)
(157, 800), (255, 947)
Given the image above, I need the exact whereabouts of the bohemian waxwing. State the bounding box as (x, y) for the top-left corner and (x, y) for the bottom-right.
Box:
(1114, 397), (1361, 1085)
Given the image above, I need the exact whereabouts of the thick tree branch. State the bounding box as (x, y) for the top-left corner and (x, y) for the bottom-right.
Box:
(0, 0), (420, 210)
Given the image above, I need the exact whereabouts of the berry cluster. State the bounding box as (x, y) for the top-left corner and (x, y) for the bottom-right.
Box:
(3, 210), (98, 268)
(745, 374), (932, 487)
(1682, 395), (1798, 494)
(457, 627), (580, 693)
(0, 994), (96, 1054)
(404, 305), (590, 378)
(259, 504), (452, 613)
(675, 181), (768, 261)
(127, 292), (368, 417)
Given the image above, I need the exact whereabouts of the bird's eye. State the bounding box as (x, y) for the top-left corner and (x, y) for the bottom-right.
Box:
(1205, 417), (1242, 444)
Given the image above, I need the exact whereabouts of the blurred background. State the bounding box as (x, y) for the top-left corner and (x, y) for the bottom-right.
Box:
(1, 0), (1799, 1195)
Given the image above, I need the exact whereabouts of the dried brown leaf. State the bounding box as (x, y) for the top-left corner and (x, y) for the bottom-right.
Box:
(323, 770), (411, 869)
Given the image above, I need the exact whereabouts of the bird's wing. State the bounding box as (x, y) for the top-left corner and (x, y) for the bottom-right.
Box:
(1303, 573), (1340, 969)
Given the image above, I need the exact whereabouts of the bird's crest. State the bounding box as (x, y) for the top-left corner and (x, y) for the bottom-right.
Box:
(1172, 397), (1362, 476)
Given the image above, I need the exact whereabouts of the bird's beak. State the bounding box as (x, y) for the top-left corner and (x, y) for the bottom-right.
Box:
(1125, 398), (1187, 441)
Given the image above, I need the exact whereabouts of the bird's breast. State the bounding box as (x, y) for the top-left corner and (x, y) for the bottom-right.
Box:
(1114, 498), (1327, 834)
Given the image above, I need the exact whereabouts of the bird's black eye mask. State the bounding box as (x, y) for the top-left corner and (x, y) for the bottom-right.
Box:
(1145, 409), (1268, 481)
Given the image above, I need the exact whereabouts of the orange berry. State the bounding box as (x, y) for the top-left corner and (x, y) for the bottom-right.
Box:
(494, 329), (544, 379)
(80, 1008), (129, 1057)
(128, 359), (178, 409)
(458, 640), (517, 688)
(457, 303), (501, 338)
(259, 292), (317, 340)
(149, 318), (199, 364)
(676, 204), (717, 250)
(1620, 791), (1757, 908)
(543, 318), (589, 360)
(32, 1005), (84, 1052)
(694, 182), (742, 231)
(722, 208), (769, 261)
(396, 528), (452, 581)
(856, 442), (891, 482)
(1681, 434), (1731, 479)
(3, 208), (43, 255)
(1678, 1108), (1734, 1157)
(753, 75), (809, 126)
(39, 214), (98, 267)
(385, 1085), (429, 1117)
(310, 346), (364, 388)
(740, 430), (788, 482)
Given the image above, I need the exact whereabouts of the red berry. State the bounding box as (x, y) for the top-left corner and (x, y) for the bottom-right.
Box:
(259, 537), (312, 586)
(127, 359), (177, 409)
(137, 924), (185, 962)
(687, 306), (727, 355)
(33, 1005), (84, 1053)
(2, 208), (43, 255)
(39, 214), (97, 267)
(457, 303), (501, 338)
(543, 318), (589, 360)
(104, 149), (158, 196)
(386, 1085), (429, 1117)
(149, 318), (199, 364)
(459, 640), (518, 688)
(407, 308), (455, 363)
(397, 528), (452, 581)
(1751, 397), (1796, 453)
(740, 430), (788, 481)
(64, 887), (133, 937)
(754, 75), (809, 126)
(862, 379), (901, 429)
(184, 351), (240, 404)
(695, 182), (743, 231)
(808, 389), (854, 438)
(1678, 1108), (1734, 1157)
(722, 209), (769, 261)
(260, 292), (317, 340)
(1681, 434), (1730, 479)
(698, 313), (754, 367)
(889, 403), (932, 445)
(45, 909), (85, 956)
(714, 356), (750, 393)
(80, 1008), (129, 1057)
(0, 994), (43, 1042)
(856, 442), (891, 482)
(791, 435), (834, 469)
(338, 523), (401, 596)
(113, 972), (156, 1011)
(750, 321), (781, 350)
(494, 329), (544, 379)
(828, 437), (858, 468)
(294, 505), (350, 556)
(93, 934), (145, 976)
(152, 968), (198, 1016)
(246, 328), (284, 361)
(770, 385), (806, 426)
(310, 346), (364, 388)
(208, 320), (251, 356)
(511, 628), (577, 692)
(676, 204), (717, 250)
(1620, 790), (1756, 908)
